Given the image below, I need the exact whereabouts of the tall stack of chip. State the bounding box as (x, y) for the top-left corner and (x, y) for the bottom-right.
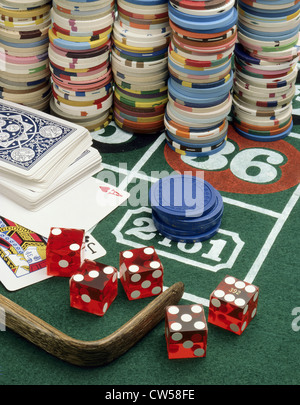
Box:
(111, 0), (170, 135)
(49, 0), (115, 131)
(232, 0), (300, 141)
(0, 0), (51, 111)
(164, 0), (238, 156)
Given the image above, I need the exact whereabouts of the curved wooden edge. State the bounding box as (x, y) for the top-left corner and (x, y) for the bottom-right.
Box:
(0, 282), (184, 367)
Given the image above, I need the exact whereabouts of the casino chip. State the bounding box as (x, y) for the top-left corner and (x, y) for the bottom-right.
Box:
(164, 0), (237, 156)
(48, 0), (114, 131)
(0, 0), (51, 111)
(111, 0), (170, 135)
(232, 0), (300, 141)
(149, 174), (224, 243)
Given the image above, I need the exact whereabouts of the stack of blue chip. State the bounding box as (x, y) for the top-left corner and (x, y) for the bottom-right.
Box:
(149, 174), (224, 243)
(164, 0), (238, 157)
(232, 0), (300, 141)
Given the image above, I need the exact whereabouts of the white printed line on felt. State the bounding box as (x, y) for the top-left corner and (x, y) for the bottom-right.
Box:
(222, 197), (281, 218)
(163, 286), (210, 307)
(244, 183), (300, 285)
(118, 133), (166, 191)
(289, 132), (300, 139)
(101, 163), (281, 218)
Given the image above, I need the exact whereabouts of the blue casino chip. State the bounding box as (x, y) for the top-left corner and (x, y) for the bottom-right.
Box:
(250, 0), (300, 4)
(168, 4), (238, 33)
(168, 89), (229, 109)
(233, 121), (293, 142)
(153, 190), (224, 233)
(150, 175), (224, 242)
(169, 72), (232, 89)
(152, 210), (222, 243)
(237, 23), (299, 41)
(122, 0), (168, 5)
(234, 43), (262, 65)
(168, 78), (231, 106)
(238, 1), (300, 17)
(169, 72), (233, 98)
(168, 58), (232, 77)
(149, 174), (217, 219)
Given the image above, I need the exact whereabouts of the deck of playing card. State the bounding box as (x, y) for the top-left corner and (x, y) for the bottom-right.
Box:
(0, 99), (102, 209)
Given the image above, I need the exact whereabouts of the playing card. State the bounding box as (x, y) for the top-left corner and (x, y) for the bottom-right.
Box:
(0, 146), (102, 210)
(0, 216), (50, 291)
(0, 99), (93, 190)
(0, 217), (107, 291)
(84, 233), (106, 260)
(0, 177), (130, 238)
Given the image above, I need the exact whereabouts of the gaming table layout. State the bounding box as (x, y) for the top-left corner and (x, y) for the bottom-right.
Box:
(0, 87), (299, 386)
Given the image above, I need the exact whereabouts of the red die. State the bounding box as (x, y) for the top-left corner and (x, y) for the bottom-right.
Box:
(46, 227), (85, 277)
(119, 246), (163, 300)
(69, 259), (118, 316)
(208, 275), (259, 335)
(165, 304), (208, 359)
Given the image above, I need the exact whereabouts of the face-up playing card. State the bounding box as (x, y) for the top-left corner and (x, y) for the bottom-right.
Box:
(84, 233), (106, 261)
(0, 177), (130, 238)
(0, 216), (50, 291)
(0, 217), (107, 291)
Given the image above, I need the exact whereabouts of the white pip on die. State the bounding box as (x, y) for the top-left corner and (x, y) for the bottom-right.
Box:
(208, 275), (259, 335)
(119, 246), (164, 300)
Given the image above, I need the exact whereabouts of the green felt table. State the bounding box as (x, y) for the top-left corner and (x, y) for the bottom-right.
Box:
(1, 88), (300, 388)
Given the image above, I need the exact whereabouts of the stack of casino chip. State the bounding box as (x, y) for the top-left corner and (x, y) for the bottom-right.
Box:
(232, 0), (300, 142)
(0, 0), (51, 111)
(111, 0), (171, 135)
(149, 174), (224, 243)
(48, 0), (115, 131)
(164, 0), (238, 156)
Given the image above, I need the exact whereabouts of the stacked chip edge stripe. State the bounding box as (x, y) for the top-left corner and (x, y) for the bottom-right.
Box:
(48, 0), (115, 131)
(232, 0), (300, 141)
(0, 0), (51, 111)
(164, 0), (237, 156)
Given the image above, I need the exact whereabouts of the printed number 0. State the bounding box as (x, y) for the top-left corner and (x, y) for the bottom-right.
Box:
(125, 217), (227, 263)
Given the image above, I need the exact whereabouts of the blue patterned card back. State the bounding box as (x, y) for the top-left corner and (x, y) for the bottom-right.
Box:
(0, 100), (78, 173)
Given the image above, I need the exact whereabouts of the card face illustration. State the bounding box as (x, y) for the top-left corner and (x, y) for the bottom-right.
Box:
(0, 216), (50, 291)
(0, 217), (107, 291)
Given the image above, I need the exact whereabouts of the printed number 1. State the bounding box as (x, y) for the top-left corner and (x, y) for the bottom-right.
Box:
(126, 217), (227, 262)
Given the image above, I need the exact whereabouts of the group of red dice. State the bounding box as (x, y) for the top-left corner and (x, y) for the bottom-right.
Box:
(166, 275), (259, 359)
(46, 227), (259, 360)
(46, 227), (164, 316)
